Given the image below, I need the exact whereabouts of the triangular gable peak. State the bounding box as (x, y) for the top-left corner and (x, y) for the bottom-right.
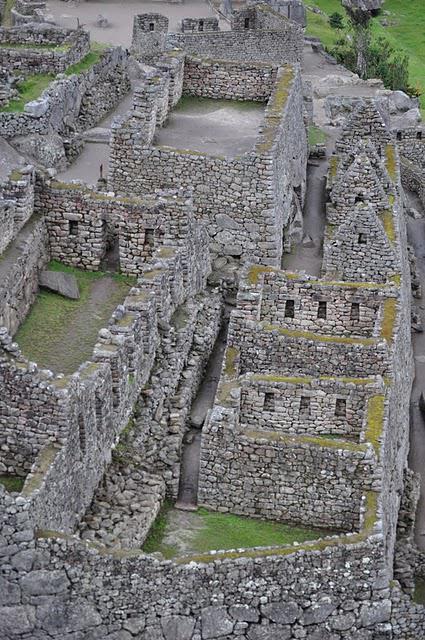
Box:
(323, 204), (398, 283)
(335, 140), (394, 193)
(328, 154), (390, 225)
(336, 99), (393, 156)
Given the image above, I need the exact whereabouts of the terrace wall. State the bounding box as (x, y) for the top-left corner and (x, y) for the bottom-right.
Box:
(0, 25), (90, 75)
(0, 47), (130, 139)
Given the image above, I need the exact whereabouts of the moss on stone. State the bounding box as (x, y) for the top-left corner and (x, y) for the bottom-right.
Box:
(329, 156), (339, 179)
(262, 323), (375, 345)
(21, 444), (61, 496)
(247, 264), (277, 284)
(224, 346), (238, 378)
(245, 429), (368, 452)
(381, 298), (397, 342)
(9, 169), (23, 181)
(365, 395), (385, 456)
(385, 144), (397, 182)
(0, 474), (25, 493)
(380, 210), (396, 245)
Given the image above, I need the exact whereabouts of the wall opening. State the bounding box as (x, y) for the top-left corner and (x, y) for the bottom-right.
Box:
(417, 131), (423, 140)
(350, 302), (360, 321)
(396, 131), (402, 141)
(149, 22), (155, 31)
(354, 196), (364, 204)
(264, 392), (275, 411)
(244, 17), (250, 29)
(78, 414), (86, 455)
(358, 233), (367, 244)
(335, 398), (347, 417)
(317, 301), (327, 319)
(299, 395), (311, 416)
(284, 299), (295, 318)
(199, 19), (204, 31)
(69, 220), (79, 236)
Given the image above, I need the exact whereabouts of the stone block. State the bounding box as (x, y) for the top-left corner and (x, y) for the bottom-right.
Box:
(39, 271), (80, 300)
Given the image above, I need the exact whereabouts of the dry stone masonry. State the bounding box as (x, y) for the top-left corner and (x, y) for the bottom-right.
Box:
(0, 3), (425, 639)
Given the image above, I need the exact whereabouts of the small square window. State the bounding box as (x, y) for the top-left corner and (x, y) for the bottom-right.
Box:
(358, 233), (367, 245)
(299, 396), (310, 416)
(284, 299), (295, 319)
(149, 22), (155, 31)
(264, 392), (274, 411)
(317, 301), (327, 319)
(417, 131), (423, 140)
(350, 302), (360, 321)
(335, 398), (347, 417)
(69, 220), (78, 236)
(244, 17), (250, 29)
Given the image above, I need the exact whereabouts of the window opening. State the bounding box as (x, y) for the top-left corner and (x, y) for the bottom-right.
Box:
(299, 396), (311, 416)
(69, 220), (78, 236)
(264, 392), (275, 411)
(317, 301), (327, 319)
(284, 299), (295, 318)
(335, 398), (347, 417)
(350, 302), (360, 321)
(358, 233), (367, 244)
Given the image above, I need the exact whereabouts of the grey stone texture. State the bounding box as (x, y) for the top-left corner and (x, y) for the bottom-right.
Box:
(0, 8), (424, 640)
(0, 24), (90, 78)
(39, 270), (79, 299)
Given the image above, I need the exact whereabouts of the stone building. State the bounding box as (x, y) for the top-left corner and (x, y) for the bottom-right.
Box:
(1, 4), (425, 639)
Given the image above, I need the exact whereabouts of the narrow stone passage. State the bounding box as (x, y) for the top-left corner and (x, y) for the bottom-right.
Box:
(176, 316), (229, 509)
(282, 132), (338, 276)
(406, 189), (425, 552)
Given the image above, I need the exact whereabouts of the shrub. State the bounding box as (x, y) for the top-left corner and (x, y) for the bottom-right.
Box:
(329, 12), (344, 30)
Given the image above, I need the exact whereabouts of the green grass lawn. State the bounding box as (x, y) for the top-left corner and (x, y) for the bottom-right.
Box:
(305, 0), (425, 111)
(15, 261), (135, 375)
(143, 505), (333, 559)
(0, 44), (107, 113)
(0, 475), (25, 493)
(308, 124), (328, 146)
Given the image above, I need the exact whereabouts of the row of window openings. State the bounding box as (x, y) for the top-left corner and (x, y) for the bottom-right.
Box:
(264, 393), (347, 417)
(397, 131), (422, 140)
(284, 300), (361, 321)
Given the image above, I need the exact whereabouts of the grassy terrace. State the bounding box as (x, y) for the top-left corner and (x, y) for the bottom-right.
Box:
(0, 44), (106, 113)
(15, 261), (135, 375)
(142, 505), (333, 560)
(305, 0), (425, 113)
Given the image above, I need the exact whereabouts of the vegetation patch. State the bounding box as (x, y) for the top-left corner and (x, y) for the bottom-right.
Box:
(224, 346), (238, 378)
(144, 506), (333, 559)
(380, 210), (396, 245)
(15, 261), (135, 375)
(365, 395), (385, 456)
(64, 43), (107, 76)
(380, 297), (397, 342)
(413, 577), (425, 606)
(0, 474), (25, 493)
(308, 125), (327, 147)
(0, 74), (54, 113)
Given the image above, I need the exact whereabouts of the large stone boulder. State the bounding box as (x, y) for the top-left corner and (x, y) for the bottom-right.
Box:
(39, 271), (80, 300)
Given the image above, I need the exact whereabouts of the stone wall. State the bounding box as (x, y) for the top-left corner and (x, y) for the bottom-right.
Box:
(181, 16), (219, 32)
(238, 267), (393, 337)
(0, 165), (35, 252)
(0, 47), (130, 139)
(199, 404), (376, 530)
(131, 3), (303, 64)
(401, 156), (425, 209)
(109, 63), (307, 262)
(396, 126), (425, 168)
(0, 25), (90, 76)
(0, 215), (49, 336)
(182, 56), (277, 101)
(239, 373), (383, 438)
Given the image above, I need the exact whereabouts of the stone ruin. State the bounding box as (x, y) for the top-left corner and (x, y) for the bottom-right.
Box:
(0, 1), (425, 638)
